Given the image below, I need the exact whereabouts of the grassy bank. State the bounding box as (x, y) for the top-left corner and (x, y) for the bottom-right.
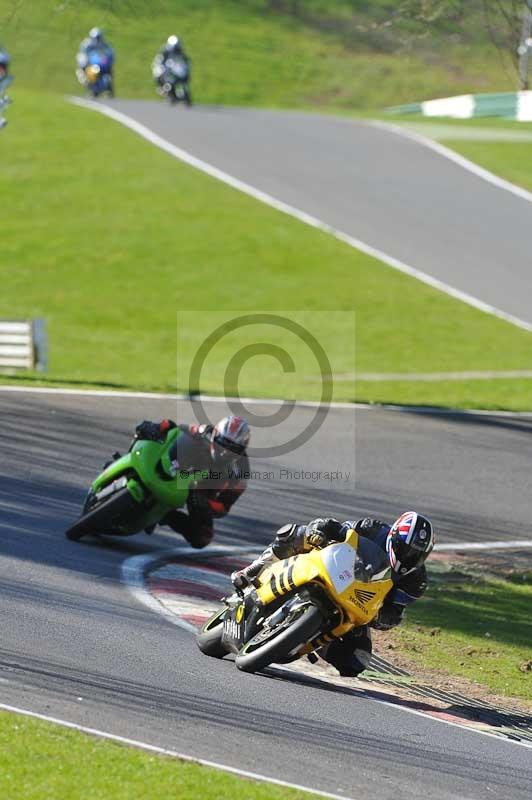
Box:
(387, 117), (532, 193)
(391, 564), (532, 702)
(443, 140), (532, 193)
(0, 711), (320, 800)
(0, 0), (518, 110)
(2, 90), (532, 409)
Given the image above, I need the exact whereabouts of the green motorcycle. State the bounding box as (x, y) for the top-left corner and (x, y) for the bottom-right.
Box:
(65, 427), (208, 542)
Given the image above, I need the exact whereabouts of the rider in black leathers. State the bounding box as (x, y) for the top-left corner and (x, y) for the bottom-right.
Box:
(155, 35), (190, 69)
(134, 415), (250, 548)
(152, 35), (191, 97)
(231, 513), (434, 677)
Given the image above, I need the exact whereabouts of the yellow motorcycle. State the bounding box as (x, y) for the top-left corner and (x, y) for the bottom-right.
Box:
(197, 529), (393, 673)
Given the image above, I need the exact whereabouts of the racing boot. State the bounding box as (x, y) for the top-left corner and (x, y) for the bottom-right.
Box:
(161, 509), (213, 549)
(320, 626), (373, 677)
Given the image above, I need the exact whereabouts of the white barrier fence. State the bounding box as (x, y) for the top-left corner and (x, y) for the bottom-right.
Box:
(0, 320), (48, 371)
(388, 91), (532, 122)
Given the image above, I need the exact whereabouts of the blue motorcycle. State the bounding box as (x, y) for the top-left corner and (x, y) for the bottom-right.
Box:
(81, 49), (114, 98)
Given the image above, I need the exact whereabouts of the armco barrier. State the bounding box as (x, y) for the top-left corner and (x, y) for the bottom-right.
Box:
(387, 91), (532, 122)
(0, 320), (48, 372)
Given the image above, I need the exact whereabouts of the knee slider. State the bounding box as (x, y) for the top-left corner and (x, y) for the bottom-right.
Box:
(352, 647), (372, 671)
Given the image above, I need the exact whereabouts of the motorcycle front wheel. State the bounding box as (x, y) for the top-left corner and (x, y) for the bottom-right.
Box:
(235, 603), (323, 674)
(65, 487), (139, 541)
(197, 607), (228, 658)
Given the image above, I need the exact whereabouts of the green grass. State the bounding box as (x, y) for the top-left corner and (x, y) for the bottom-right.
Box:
(0, 0), (520, 111)
(441, 140), (532, 192)
(393, 566), (532, 702)
(358, 114), (532, 196)
(395, 117), (532, 195)
(377, 116), (532, 193)
(0, 710), (320, 800)
(2, 90), (532, 410)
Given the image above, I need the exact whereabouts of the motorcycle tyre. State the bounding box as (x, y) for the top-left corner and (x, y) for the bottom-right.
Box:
(168, 85), (178, 105)
(235, 604), (323, 674)
(197, 607), (228, 658)
(65, 487), (138, 541)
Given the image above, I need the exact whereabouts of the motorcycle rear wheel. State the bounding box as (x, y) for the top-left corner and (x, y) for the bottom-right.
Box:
(65, 487), (138, 541)
(235, 604), (323, 674)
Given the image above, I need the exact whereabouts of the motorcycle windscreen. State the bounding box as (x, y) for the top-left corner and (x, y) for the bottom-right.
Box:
(320, 538), (393, 625)
(353, 536), (392, 582)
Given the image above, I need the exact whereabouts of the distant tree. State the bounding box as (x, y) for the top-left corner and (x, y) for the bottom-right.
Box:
(265, 0), (532, 87)
(395, 0), (464, 24)
(396, 1), (532, 88)
(482, 1), (532, 89)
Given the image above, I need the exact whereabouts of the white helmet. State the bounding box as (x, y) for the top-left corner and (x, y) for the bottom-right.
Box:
(89, 27), (103, 43)
(210, 416), (250, 463)
(167, 35), (181, 48)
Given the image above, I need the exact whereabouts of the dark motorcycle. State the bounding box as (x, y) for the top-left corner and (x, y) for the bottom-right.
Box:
(154, 57), (191, 106)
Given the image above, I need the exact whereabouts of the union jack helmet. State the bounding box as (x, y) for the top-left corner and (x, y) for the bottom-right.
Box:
(386, 512), (434, 575)
(211, 415), (250, 462)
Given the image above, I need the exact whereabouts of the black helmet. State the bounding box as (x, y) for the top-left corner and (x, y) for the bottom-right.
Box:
(386, 512), (434, 575)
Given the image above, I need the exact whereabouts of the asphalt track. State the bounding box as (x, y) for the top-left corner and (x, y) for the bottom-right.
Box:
(1, 388), (531, 799)
(98, 101), (532, 326)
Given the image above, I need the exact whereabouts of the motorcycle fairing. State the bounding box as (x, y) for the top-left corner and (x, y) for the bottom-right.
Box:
(256, 529), (393, 632)
(89, 428), (208, 531)
(222, 600), (246, 650)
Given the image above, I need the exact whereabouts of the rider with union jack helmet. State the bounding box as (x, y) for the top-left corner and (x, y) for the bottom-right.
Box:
(231, 511), (434, 677)
(133, 415), (250, 548)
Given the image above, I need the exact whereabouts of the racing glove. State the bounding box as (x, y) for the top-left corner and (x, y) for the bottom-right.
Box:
(304, 518), (343, 549)
(135, 419), (176, 442)
(354, 518), (389, 537)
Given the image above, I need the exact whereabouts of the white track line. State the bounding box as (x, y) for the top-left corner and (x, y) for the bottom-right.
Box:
(370, 120), (532, 205)
(2, 384), (532, 417)
(121, 550), (532, 752)
(354, 370), (532, 382)
(68, 96), (532, 334)
(0, 703), (351, 800)
(121, 545), (261, 633)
